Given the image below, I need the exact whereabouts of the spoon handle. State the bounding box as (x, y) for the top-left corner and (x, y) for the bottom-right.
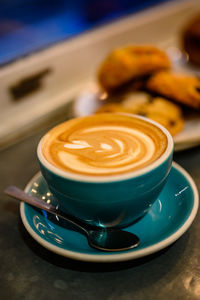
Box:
(4, 186), (88, 234)
(5, 186), (56, 211)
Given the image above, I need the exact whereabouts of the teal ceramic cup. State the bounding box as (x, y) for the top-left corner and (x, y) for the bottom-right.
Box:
(37, 116), (174, 228)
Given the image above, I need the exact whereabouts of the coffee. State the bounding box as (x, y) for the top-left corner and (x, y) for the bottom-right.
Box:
(41, 113), (168, 177)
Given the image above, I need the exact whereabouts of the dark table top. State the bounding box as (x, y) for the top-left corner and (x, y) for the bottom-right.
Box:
(1, 124), (200, 300)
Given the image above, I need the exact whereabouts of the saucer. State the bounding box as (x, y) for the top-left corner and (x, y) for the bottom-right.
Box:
(20, 162), (199, 263)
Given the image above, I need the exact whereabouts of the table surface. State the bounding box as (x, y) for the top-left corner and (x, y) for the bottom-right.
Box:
(1, 122), (200, 300)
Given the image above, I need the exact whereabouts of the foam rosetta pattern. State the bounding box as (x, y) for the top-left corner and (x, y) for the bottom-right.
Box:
(42, 114), (167, 176)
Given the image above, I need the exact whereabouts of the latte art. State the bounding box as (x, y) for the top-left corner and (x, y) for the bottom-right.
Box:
(42, 114), (168, 176)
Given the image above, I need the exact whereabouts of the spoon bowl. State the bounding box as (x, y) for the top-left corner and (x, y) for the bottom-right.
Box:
(4, 186), (140, 252)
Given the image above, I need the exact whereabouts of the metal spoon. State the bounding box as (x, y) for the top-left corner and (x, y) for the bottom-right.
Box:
(4, 186), (140, 252)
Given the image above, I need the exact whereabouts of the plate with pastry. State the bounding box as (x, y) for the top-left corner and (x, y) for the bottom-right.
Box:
(73, 45), (200, 151)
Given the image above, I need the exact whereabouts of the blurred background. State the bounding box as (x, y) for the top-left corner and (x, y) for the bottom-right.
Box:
(0, 0), (169, 65)
(1, 0), (199, 151)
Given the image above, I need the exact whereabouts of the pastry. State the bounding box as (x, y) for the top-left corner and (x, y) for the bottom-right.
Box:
(146, 71), (200, 109)
(182, 14), (200, 66)
(96, 92), (184, 136)
(97, 45), (171, 92)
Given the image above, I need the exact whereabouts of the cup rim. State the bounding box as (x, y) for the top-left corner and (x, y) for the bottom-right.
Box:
(37, 114), (174, 183)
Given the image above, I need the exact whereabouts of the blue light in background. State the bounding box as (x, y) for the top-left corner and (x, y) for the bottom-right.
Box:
(0, 0), (169, 66)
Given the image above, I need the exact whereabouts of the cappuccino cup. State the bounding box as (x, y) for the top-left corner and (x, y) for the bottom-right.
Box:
(37, 113), (173, 228)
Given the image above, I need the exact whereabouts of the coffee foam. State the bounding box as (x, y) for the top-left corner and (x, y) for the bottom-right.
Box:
(41, 114), (168, 176)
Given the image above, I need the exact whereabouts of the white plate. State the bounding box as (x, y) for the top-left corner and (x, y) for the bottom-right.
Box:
(73, 81), (200, 152)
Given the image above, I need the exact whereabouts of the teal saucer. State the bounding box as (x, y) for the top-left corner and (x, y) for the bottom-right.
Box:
(20, 162), (199, 263)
